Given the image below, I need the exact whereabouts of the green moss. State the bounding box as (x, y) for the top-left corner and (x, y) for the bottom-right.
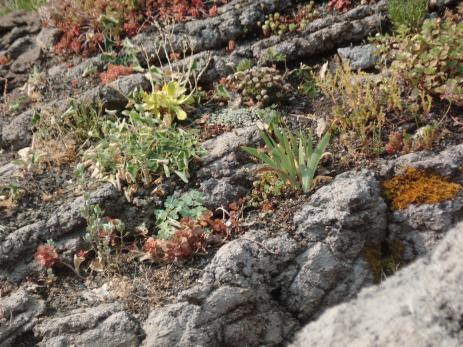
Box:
(364, 240), (405, 283)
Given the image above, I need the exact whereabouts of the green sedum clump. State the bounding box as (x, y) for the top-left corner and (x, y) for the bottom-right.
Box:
(393, 16), (463, 106)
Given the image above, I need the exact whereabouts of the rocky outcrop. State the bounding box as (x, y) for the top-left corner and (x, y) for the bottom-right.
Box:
(142, 170), (388, 346)
(0, 11), (42, 91)
(198, 126), (260, 209)
(133, 0), (300, 56)
(0, 288), (45, 347)
(142, 144), (463, 347)
(291, 221), (463, 347)
(382, 144), (463, 261)
(33, 303), (143, 347)
(0, 184), (122, 282)
(0, 73), (152, 151)
(165, 0), (389, 85)
(1, 109), (35, 150)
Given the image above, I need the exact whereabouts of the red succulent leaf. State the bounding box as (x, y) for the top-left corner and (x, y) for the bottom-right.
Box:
(35, 244), (59, 268)
(209, 5), (218, 16)
(99, 64), (133, 85)
(327, 0), (352, 12)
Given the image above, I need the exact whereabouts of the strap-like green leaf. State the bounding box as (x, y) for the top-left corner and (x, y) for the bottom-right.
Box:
(305, 132), (331, 192)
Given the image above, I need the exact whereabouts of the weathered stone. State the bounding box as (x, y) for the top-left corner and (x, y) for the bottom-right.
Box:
(1, 110), (34, 150)
(108, 73), (150, 97)
(10, 43), (41, 73)
(381, 144), (463, 261)
(0, 27), (29, 48)
(199, 176), (251, 209)
(198, 126), (260, 179)
(133, 0), (300, 57)
(0, 183), (121, 282)
(7, 36), (35, 59)
(0, 162), (20, 180)
(36, 28), (61, 51)
(143, 287), (298, 347)
(34, 303), (142, 347)
(0, 288), (45, 347)
(338, 44), (378, 70)
(168, 1), (388, 85)
(291, 221), (463, 347)
(64, 56), (105, 81)
(0, 11), (41, 34)
(381, 143), (463, 179)
(142, 170), (388, 346)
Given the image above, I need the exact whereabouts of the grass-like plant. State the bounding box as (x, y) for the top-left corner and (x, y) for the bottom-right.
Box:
(242, 126), (330, 193)
(317, 63), (405, 154)
(388, 0), (428, 33)
(0, 0), (45, 15)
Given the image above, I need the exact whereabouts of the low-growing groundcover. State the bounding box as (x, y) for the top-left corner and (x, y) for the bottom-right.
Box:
(2, 1), (463, 344)
(43, 0), (229, 56)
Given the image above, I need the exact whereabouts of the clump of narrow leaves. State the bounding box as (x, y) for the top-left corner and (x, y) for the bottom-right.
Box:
(242, 125), (331, 193)
(387, 0), (428, 32)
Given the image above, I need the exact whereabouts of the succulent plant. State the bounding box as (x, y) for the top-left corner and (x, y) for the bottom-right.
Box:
(259, 1), (319, 37)
(224, 67), (292, 107)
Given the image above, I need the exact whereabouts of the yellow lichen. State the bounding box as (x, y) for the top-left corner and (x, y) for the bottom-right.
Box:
(383, 167), (462, 210)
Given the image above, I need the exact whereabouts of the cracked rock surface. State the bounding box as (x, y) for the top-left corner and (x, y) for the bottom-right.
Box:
(142, 170), (387, 346)
(33, 303), (143, 347)
(0, 184), (122, 282)
(291, 221), (463, 347)
(0, 288), (45, 347)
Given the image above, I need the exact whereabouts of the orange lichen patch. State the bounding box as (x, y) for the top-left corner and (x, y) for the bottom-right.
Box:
(383, 167), (462, 210)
